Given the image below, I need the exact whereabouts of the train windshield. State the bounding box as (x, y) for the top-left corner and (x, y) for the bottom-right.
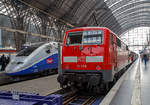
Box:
(66, 30), (103, 45)
(66, 32), (82, 45)
(16, 46), (38, 56)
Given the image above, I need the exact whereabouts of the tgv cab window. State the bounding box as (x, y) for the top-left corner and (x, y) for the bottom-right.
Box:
(16, 46), (38, 56)
(83, 30), (103, 44)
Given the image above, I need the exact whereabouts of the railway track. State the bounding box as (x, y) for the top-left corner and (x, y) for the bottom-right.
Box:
(63, 93), (100, 105)
(52, 87), (103, 105)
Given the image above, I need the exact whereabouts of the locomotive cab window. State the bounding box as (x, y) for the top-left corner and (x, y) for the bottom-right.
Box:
(66, 30), (103, 45)
(83, 30), (103, 45)
(66, 32), (82, 45)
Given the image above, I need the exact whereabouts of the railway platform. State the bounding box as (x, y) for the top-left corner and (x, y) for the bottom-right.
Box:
(100, 58), (150, 105)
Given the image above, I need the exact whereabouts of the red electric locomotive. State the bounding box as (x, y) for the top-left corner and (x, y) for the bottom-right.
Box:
(58, 27), (131, 92)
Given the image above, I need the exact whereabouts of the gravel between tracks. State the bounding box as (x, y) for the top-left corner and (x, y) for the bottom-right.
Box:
(0, 74), (61, 96)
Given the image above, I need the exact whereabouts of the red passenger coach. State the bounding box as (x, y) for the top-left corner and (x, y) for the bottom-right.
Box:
(58, 27), (130, 92)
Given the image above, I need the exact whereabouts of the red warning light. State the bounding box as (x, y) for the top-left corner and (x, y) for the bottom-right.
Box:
(96, 65), (101, 71)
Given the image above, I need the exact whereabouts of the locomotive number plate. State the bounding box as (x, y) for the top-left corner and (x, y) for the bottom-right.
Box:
(77, 64), (87, 68)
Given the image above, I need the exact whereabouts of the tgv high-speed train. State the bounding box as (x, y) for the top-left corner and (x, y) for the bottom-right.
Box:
(5, 42), (58, 76)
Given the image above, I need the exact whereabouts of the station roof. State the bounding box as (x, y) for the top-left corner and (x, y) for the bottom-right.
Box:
(1, 0), (150, 35)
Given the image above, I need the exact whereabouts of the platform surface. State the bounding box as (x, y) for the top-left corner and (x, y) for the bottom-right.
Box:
(0, 74), (61, 96)
(140, 60), (150, 105)
(109, 59), (150, 105)
(110, 60), (138, 105)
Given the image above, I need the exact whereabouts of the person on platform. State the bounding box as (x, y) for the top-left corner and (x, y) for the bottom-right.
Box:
(0, 54), (6, 71)
(143, 54), (149, 66)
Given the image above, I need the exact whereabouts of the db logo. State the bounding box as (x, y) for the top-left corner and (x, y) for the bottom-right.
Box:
(46, 58), (53, 64)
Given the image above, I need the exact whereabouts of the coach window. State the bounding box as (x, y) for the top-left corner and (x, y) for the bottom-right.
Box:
(83, 30), (103, 44)
(110, 33), (113, 45)
(66, 32), (82, 45)
(116, 38), (121, 47)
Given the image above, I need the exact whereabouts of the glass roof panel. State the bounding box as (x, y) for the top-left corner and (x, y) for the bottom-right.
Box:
(121, 27), (150, 52)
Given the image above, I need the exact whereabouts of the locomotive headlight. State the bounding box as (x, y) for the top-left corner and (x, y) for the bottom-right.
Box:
(96, 65), (101, 70)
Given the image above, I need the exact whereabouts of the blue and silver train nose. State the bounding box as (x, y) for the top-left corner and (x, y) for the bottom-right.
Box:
(5, 57), (26, 76)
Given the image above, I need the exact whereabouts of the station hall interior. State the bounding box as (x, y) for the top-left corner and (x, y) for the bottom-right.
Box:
(0, 0), (149, 105)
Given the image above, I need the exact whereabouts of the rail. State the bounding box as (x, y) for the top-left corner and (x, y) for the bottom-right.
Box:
(63, 94), (99, 105)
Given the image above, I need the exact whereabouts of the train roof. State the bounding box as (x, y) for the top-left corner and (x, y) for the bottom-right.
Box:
(67, 27), (118, 36)
(66, 26), (120, 39)
(68, 27), (108, 31)
(30, 42), (45, 47)
(26, 41), (57, 48)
